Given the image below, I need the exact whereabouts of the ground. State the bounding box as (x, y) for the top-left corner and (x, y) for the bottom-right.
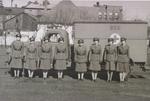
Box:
(0, 46), (150, 101)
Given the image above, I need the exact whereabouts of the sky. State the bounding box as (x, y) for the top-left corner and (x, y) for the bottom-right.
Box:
(2, 0), (150, 23)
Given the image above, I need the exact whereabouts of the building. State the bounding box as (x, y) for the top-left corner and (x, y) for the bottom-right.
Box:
(0, 7), (24, 34)
(0, 0), (124, 26)
(38, 0), (123, 25)
(4, 12), (37, 31)
(73, 20), (148, 63)
(0, 0), (3, 7)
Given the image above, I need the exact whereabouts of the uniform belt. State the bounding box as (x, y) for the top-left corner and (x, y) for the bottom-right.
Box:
(42, 51), (50, 53)
(92, 53), (100, 55)
(77, 55), (85, 56)
(14, 49), (21, 51)
(118, 54), (127, 56)
(107, 54), (114, 55)
(13, 57), (22, 59)
(28, 51), (35, 53)
(58, 52), (65, 53)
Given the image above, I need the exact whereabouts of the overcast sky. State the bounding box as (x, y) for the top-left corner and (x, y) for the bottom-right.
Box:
(2, 0), (150, 22)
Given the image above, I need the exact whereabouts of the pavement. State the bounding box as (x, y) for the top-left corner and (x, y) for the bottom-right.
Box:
(0, 46), (150, 101)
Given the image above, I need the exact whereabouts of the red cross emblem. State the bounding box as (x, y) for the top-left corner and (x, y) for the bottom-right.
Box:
(110, 33), (121, 44)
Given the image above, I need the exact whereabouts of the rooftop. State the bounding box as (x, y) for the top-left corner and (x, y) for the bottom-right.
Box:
(0, 7), (24, 15)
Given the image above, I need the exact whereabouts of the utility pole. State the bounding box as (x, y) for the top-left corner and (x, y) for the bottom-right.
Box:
(22, 1), (39, 8)
(43, 0), (50, 12)
(105, 5), (108, 20)
(2, 21), (7, 47)
(11, 0), (14, 7)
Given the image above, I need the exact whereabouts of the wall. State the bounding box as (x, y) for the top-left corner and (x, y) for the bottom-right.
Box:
(74, 22), (148, 62)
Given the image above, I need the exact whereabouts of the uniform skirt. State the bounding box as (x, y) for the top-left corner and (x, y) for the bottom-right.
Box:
(75, 63), (87, 72)
(10, 58), (22, 69)
(40, 59), (51, 70)
(54, 60), (66, 70)
(105, 61), (116, 71)
(89, 61), (101, 71)
(25, 59), (37, 70)
(117, 62), (130, 72)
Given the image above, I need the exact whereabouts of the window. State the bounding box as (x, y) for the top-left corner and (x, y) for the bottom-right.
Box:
(98, 12), (102, 19)
(110, 25), (120, 30)
(49, 33), (60, 43)
(109, 12), (113, 16)
(114, 12), (119, 20)
(6, 15), (14, 20)
(109, 12), (113, 20)
(104, 12), (107, 19)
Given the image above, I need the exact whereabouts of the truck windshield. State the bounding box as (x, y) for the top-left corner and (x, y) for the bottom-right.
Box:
(49, 33), (61, 43)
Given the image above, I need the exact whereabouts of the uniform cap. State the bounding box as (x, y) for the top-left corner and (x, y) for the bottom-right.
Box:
(58, 37), (64, 42)
(108, 38), (114, 42)
(121, 37), (127, 42)
(29, 36), (35, 41)
(43, 36), (49, 41)
(93, 37), (99, 42)
(78, 39), (84, 44)
(16, 34), (21, 38)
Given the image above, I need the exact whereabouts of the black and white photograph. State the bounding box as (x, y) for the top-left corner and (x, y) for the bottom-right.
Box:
(0, 0), (150, 101)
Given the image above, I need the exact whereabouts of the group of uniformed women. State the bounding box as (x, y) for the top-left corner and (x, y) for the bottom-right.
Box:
(74, 37), (130, 82)
(8, 34), (67, 80)
(8, 34), (130, 82)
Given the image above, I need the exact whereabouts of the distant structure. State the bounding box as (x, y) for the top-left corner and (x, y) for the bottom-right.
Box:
(0, 0), (3, 7)
(36, 0), (123, 24)
(4, 12), (37, 32)
(0, 7), (37, 33)
(0, 0), (124, 26)
(38, 0), (123, 24)
(93, 1), (123, 21)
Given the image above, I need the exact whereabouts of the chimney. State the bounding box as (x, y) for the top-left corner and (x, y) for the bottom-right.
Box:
(96, 2), (100, 7)
(94, 1), (100, 7)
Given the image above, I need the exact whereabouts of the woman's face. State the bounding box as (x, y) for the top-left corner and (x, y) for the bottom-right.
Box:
(122, 41), (126, 45)
(79, 43), (83, 46)
(94, 41), (99, 45)
(60, 40), (64, 43)
(109, 41), (113, 45)
(45, 39), (49, 43)
(30, 40), (33, 43)
(16, 37), (21, 41)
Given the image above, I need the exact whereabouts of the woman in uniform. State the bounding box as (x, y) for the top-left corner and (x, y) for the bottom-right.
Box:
(74, 39), (87, 80)
(39, 37), (52, 79)
(24, 37), (38, 78)
(9, 34), (24, 78)
(103, 38), (117, 82)
(89, 37), (101, 81)
(117, 37), (130, 82)
(54, 37), (67, 79)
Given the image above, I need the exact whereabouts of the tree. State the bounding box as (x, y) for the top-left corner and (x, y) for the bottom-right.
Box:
(53, 0), (77, 26)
